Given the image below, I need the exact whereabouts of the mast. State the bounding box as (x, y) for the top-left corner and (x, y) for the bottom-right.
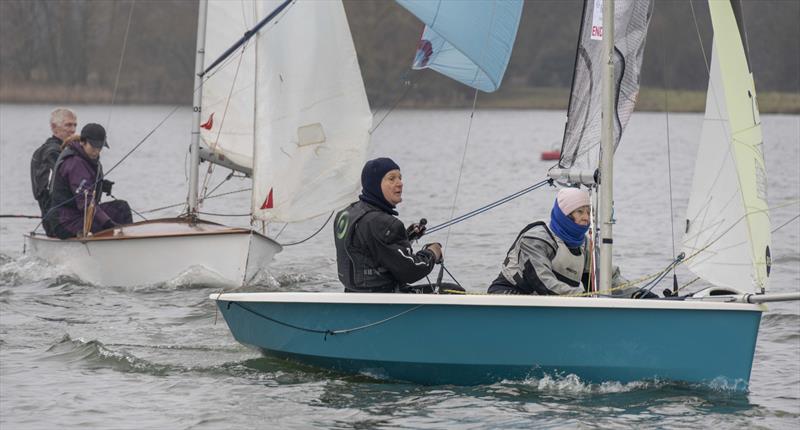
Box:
(598, 0), (615, 291)
(188, 0), (208, 219)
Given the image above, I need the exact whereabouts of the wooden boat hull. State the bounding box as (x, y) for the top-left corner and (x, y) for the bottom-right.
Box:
(25, 218), (282, 287)
(213, 292), (763, 388)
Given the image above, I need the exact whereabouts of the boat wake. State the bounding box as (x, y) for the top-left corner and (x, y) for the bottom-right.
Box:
(0, 254), (80, 286)
(161, 265), (239, 290)
(505, 373), (658, 394)
(43, 334), (176, 375)
(503, 372), (750, 394)
(40, 334), (252, 376)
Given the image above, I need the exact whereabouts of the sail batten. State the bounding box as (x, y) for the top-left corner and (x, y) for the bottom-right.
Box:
(681, 0), (770, 293)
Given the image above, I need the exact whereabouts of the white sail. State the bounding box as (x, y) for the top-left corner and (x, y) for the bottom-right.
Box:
(200, 0), (259, 172)
(251, 0), (373, 222)
(682, 0), (770, 293)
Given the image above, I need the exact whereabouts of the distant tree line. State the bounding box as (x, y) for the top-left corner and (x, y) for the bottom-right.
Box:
(1, 0), (797, 109)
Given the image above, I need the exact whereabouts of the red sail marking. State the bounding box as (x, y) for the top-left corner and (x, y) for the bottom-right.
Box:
(260, 188), (274, 209)
(200, 113), (215, 130)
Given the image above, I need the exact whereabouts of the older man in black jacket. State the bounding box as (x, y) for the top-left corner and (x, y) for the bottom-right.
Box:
(30, 108), (77, 219)
(334, 157), (445, 293)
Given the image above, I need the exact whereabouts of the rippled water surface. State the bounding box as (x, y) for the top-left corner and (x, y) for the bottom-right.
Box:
(1, 105), (799, 429)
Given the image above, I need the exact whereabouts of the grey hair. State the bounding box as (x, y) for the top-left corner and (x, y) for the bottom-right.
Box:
(50, 108), (76, 127)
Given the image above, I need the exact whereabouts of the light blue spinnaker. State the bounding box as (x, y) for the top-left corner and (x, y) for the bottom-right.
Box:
(397, 0), (523, 92)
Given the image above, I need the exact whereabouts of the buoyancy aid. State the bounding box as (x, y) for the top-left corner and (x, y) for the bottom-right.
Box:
(30, 137), (62, 209)
(500, 221), (585, 293)
(47, 145), (103, 220)
(334, 201), (398, 292)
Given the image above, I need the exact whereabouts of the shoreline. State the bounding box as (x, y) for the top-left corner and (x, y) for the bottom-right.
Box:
(1, 84), (798, 114)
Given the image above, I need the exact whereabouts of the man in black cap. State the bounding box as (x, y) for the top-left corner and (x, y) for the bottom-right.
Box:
(333, 157), (451, 293)
(44, 123), (132, 239)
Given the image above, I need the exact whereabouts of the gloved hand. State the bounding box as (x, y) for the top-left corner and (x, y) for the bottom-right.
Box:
(406, 220), (427, 241)
(101, 179), (114, 196)
(423, 242), (443, 263)
(631, 288), (659, 299)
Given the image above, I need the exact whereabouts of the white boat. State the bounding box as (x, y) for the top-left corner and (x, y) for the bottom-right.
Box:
(24, 0), (373, 287)
(212, 0), (800, 388)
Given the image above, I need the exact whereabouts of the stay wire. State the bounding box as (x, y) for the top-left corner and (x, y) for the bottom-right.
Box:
(443, 89), (480, 251)
(105, 0), (136, 130)
(773, 214), (799, 233)
(104, 104), (182, 177)
(140, 188), (250, 215)
(426, 179), (551, 235)
(369, 71), (420, 134)
(659, 13), (679, 292)
(200, 41), (249, 203)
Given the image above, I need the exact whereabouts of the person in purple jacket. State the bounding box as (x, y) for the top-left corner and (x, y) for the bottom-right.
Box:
(44, 123), (132, 239)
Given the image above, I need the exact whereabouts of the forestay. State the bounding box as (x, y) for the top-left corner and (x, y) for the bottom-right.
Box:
(396, 0), (523, 93)
(251, 0), (372, 222)
(200, 0), (258, 173)
(558, 0), (652, 170)
(682, 0), (771, 293)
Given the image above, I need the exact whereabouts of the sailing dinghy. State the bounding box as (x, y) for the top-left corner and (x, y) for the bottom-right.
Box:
(24, 0), (373, 287)
(213, 0), (797, 388)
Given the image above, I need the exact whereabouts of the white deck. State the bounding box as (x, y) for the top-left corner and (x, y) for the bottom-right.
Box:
(211, 292), (765, 312)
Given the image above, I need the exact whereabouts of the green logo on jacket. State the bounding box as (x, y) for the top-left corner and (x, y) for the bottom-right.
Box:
(335, 211), (349, 240)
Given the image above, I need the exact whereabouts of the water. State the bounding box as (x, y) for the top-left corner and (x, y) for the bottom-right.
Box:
(1, 104), (799, 428)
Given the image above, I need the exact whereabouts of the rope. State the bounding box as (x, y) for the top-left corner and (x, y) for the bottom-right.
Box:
(127, 202), (148, 221)
(104, 105), (183, 176)
(272, 223), (289, 240)
(660, 21), (679, 295)
(369, 72), (419, 134)
(139, 188), (250, 215)
(426, 179), (552, 235)
(197, 211), (250, 217)
(773, 213), (799, 233)
(576, 199), (800, 298)
(280, 211), (334, 246)
(200, 41), (249, 203)
(570, 253), (685, 297)
(443, 89), (480, 251)
(441, 262), (464, 292)
(106, 0), (136, 130)
(229, 301), (424, 340)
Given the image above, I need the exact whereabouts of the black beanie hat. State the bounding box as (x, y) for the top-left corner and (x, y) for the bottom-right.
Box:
(358, 157), (400, 215)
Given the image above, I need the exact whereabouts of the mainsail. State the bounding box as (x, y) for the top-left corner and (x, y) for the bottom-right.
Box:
(558, 0), (652, 169)
(200, 0), (259, 174)
(251, 0), (373, 222)
(681, 0), (771, 293)
(396, 0), (523, 93)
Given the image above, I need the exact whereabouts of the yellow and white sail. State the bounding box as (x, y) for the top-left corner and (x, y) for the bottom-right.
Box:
(682, 0), (771, 293)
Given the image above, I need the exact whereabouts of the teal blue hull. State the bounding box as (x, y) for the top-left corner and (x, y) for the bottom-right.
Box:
(215, 296), (762, 388)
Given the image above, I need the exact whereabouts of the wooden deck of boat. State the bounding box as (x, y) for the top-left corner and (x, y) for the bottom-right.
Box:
(29, 218), (254, 242)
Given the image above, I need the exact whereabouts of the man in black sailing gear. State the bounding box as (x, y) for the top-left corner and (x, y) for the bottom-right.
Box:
(334, 157), (449, 293)
(30, 108), (77, 225)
